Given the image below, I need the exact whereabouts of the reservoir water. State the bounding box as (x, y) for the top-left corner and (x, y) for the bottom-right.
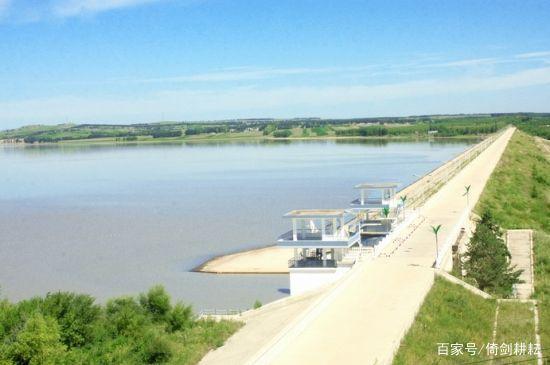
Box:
(0, 139), (474, 310)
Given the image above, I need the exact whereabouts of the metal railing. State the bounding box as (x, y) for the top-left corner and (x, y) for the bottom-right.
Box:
(403, 129), (505, 209)
(281, 228), (358, 241)
(288, 258), (337, 268)
(199, 309), (243, 317)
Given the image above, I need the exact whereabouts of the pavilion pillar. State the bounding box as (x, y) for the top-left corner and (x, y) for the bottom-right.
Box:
(321, 218), (325, 239)
(292, 219), (297, 241)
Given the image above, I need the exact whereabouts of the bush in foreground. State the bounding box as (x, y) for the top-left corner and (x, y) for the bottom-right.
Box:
(0, 286), (241, 365)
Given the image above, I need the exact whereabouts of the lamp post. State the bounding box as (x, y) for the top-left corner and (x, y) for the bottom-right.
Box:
(382, 206), (391, 232)
(431, 224), (442, 267)
(399, 195), (407, 220)
(463, 185), (471, 211)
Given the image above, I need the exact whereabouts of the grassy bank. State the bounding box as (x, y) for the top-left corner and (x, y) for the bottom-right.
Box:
(394, 130), (548, 364)
(476, 130), (550, 351)
(534, 231), (550, 349)
(393, 277), (496, 365)
(476, 130), (550, 232)
(494, 301), (538, 364)
(0, 286), (242, 365)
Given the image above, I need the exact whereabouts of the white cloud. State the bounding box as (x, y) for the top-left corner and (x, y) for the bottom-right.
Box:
(429, 58), (501, 67)
(0, 0), (164, 21)
(115, 54), (548, 86)
(133, 67), (339, 84)
(2, 66), (550, 125)
(53, 0), (162, 17)
(515, 51), (550, 59)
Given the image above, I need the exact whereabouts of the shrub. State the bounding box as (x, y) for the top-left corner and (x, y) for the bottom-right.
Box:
(0, 286), (242, 365)
(140, 329), (174, 364)
(312, 126), (328, 136)
(253, 300), (262, 309)
(151, 130), (182, 138)
(139, 286), (171, 321)
(106, 297), (148, 336)
(272, 130), (292, 138)
(8, 313), (67, 365)
(0, 300), (13, 340)
(167, 303), (193, 332)
(41, 292), (100, 348)
(261, 124), (277, 135)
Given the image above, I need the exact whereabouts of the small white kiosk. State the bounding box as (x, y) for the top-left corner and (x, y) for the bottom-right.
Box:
(276, 209), (361, 295)
(350, 182), (399, 211)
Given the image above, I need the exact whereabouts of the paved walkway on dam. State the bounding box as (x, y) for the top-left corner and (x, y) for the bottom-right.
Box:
(201, 128), (516, 365)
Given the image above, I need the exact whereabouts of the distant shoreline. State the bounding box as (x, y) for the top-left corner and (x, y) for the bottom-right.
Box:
(0, 134), (483, 147)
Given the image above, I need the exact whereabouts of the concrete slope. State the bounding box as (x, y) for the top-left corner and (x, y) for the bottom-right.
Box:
(199, 288), (327, 365)
(254, 261), (434, 365)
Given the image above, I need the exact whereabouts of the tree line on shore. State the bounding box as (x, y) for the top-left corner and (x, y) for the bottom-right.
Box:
(0, 286), (241, 365)
(2, 114), (548, 143)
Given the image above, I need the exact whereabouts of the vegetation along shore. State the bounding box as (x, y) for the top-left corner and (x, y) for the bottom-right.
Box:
(1, 113), (548, 145)
(0, 286), (241, 365)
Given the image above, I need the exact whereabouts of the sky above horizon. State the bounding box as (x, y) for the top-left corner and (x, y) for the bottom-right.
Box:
(1, 0), (550, 129)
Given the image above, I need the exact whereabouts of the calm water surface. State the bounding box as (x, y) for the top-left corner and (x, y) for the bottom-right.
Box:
(0, 139), (473, 310)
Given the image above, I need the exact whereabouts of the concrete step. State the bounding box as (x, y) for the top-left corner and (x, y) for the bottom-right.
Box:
(506, 229), (534, 299)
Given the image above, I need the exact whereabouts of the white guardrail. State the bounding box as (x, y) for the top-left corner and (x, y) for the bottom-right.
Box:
(404, 130), (504, 209)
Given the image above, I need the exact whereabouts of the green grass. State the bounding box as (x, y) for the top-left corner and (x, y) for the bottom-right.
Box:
(534, 231), (550, 352)
(168, 319), (242, 365)
(395, 130), (549, 364)
(393, 277), (497, 365)
(475, 130), (550, 353)
(494, 301), (538, 364)
(475, 131), (550, 231)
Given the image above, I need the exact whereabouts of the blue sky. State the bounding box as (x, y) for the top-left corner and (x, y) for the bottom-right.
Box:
(1, 0), (550, 128)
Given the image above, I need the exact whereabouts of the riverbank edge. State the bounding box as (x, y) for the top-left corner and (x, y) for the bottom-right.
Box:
(191, 245), (288, 274)
(1, 133), (484, 147)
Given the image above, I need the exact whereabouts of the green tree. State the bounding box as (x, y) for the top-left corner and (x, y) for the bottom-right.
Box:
(463, 211), (523, 297)
(8, 313), (67, 365)
(272, 130), (292, 138)
(262, 124), (277, 135)
(167, 302), (193, 332)
(139, 285), (172, 321)
(106, 297), (148, 336)
(41, 292), (100, 348)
